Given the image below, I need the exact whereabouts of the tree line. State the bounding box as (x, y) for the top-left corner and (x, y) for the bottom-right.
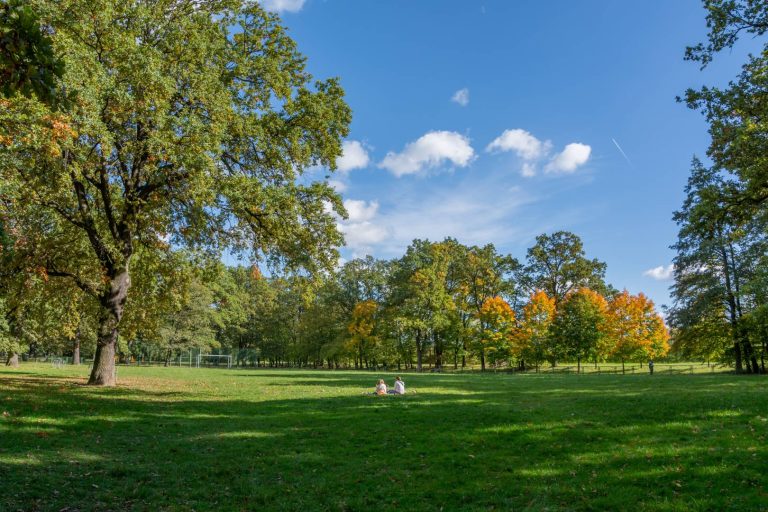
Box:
(3, 229), (670, 373)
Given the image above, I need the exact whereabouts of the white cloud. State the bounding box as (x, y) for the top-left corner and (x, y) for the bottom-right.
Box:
(644, 264), (675, 281)
(260, 0), (306, 12)
(380, 187), (536, 250)
(337, 199), (389, 256)
(521, 162), (536, 178)
(545, 143), (591, 173)
(336, 140), (370, 174)
(341, 178), (547, 259)
(343, 199), (378, 223)
(379, 131), (475, 177)
(340, 222), (389, 254)
(486, 129), (550, 160)
(486, 130), (592, 177)
(486, 129), (553, 177)
(451, 88), (470, 107)
(327, 179), (347, 193)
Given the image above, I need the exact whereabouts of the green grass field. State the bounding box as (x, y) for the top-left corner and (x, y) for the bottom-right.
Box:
(1, 365), (766, 511)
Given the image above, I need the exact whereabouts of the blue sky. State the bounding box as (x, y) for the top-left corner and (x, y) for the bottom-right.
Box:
(263, 0), (758, 310)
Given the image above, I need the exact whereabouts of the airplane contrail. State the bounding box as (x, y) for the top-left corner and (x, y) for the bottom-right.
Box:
(611, 137), (633, 167)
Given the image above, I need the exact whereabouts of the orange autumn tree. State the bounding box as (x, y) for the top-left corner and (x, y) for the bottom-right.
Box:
(607, 291), (670, 372)
(513, 290), (556, 371)
(477, 296), (516, 366)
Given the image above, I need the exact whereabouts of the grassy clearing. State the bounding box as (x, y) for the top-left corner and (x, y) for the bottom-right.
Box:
(1, 364), (766, 511)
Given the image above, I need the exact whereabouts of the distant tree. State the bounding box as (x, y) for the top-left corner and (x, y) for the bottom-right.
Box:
(347, 300), (379, 368)
(458, 244), (521, 370)
(156, 280), (218, 366)
(525, 231), (610, 306)
(336, 256), (390, 314)
(669, 159), (764, 372)
(477, 296), (516, 367)
(514, 290), (556, 371)
(607, 291), (670, 373)
(669, 308), (731, 364)
(390, 240), (455, 371)
(551, 288), (608, 373)
(439, 239), (472, 369)
(299, 279), (347, 368)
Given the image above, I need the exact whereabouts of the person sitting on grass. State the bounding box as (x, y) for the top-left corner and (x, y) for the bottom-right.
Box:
(375, 379), (387, 395)
(387, 376), (405, 395)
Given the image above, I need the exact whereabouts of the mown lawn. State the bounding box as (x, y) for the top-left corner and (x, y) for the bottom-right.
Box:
(1, 364), (766, 511)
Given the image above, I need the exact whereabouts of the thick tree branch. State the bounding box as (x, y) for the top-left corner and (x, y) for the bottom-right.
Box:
(45, 266), (99, 298)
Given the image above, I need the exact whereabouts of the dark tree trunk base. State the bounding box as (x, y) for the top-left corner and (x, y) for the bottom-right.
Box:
(88, 342), (116, 386)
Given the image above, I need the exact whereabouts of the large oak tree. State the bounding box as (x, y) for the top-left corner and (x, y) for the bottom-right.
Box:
(0, 0), (350, 385)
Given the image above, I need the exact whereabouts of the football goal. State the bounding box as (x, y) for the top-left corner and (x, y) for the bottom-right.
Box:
(196, 354), (233, 369)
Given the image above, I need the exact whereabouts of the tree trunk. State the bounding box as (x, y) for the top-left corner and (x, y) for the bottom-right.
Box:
(5, 353), (19, 367)
(434, 332), (442, 369)
(721, 245), (744, 373)
(742, 332), (759, 374)
(727, 243), (760, 373)
(88, 269), (131, 386)
(577, 356), (581, 374)
(72, 337), (81, 365)
(415, 330), (423, 372)
(480, 349), (486, 372)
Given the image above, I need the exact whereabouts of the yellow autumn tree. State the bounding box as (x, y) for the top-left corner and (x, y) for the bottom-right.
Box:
(477, 296), (516, 366)
(347, 300), (379, 368)
(513, 290), (556, 371)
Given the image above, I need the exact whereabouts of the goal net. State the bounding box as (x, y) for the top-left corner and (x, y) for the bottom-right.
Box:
(196, 354), (233, 369)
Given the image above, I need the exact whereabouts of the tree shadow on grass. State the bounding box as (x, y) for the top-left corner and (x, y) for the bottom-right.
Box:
(0, 374), (766, 511)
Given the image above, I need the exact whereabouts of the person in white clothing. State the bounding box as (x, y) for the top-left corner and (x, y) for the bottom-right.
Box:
(391, 376), (405, 395)
(375, 379), (387, 395)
